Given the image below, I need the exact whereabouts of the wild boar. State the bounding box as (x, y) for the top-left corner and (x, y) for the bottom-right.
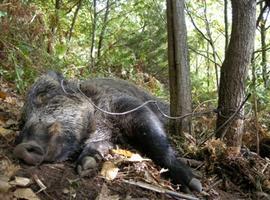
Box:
(14, 71), (202, 192)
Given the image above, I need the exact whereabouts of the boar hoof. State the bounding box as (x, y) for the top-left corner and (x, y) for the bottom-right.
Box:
(189, 178), (202, 192)
(77, 156), (98, 176)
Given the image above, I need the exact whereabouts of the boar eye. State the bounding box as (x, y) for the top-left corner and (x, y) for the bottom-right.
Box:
(36, 93), (47, 104)
(48, 122), (62, 136)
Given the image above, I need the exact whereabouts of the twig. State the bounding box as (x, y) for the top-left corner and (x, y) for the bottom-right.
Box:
(192, 99), (217, 113)
(256, 3), (268, 27)
(185, 4), (211, 44)
(205, 179), (222, 192)
(189, 47), (221, 68)
(123, 180), (199, 200)
(262, 162), (269, 174)
(33, 174), (46, 194)
(28, 13), (37, 24)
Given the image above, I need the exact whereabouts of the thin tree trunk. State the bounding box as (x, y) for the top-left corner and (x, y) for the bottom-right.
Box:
(224, 0), (229, 52)
(259, 2), (268, 88)
(68, 0), (83, 41)
(167, 0), (192, 136)
(251, 56), (260, 155)
(97, 0), (110, 62)
(47, 0), (61, 54)
(206, 42), (210, 92)
(90, 0), (97, 69)
(203, 1), (219, 92)
(216, 0), (256, 155)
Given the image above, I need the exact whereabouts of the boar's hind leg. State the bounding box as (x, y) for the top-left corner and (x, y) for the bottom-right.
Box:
(76, 140), (113, 176)
(114, 96), (202, 192)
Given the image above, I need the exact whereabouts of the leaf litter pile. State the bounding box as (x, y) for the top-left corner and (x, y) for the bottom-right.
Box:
(0, 79), (270, 200)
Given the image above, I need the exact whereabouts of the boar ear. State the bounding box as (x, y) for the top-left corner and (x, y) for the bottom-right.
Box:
(49, 122), (62, 135)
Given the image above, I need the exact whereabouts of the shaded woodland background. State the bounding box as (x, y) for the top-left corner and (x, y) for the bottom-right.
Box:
(0, 0), (270, 199)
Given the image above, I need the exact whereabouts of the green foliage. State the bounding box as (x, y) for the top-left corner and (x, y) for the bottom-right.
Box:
(0, 0), (62, 93)
(0, 0), (269, 117)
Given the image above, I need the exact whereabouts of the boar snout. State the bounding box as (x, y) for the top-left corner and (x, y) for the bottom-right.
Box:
(14, 141), (44, 165)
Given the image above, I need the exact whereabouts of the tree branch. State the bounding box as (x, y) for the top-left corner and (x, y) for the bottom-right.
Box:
(68, 0), (83, 41)
(189, 47), (221, 68)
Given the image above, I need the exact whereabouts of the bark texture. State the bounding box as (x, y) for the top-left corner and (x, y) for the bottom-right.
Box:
(216, 0), (256, 152)
(166, 0), (192, 135)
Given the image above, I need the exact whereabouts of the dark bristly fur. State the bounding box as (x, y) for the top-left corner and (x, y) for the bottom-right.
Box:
(14, 71), (202, 192)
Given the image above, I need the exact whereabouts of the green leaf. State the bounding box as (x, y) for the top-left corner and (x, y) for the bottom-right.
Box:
(0, 11), (7, 18)
(55, 43), (67, 59)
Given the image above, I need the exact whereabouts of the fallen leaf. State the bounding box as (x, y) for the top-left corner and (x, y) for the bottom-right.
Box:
(159, 168), (168, 174)
(112, 149), (150, 162)
(100, 161), (119, 181)
(0, 127), (15, 142)
(4, 96), (17, 105)
(144, 170), (158, 184)
(0, 159), (20, 177)
(0, 127), (13, 137)
(111, 149), (133, 157)
(14, 188), (40, 200)
(9, 176), (31, 187)
(263, 179), (270, 190)
(62, 188), (69, 194)
(127, 153), (151, 162)
(4, 119), (18, 128)
(0, 179), (11, 193)
(0, 91), (7, 99)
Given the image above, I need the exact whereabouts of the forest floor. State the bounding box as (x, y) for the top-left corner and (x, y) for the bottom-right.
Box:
(0, 78), (270, 200)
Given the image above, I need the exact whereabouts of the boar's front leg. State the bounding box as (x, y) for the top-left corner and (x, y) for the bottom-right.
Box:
(76, 126), (113, 176)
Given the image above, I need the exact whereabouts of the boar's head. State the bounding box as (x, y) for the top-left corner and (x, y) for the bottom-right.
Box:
(14, 71), (95, 165)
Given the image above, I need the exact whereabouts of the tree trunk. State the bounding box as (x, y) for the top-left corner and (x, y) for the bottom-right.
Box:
(47, 0), (61, 54)
(224, 0), (229, 53)
(97, 0), (110, 62)
(68, 0), (83, 41)
(166, 0), (192, 136)
(216, 0), (256, 154)
(259, 2), (268, 89)
(203, 1), (219, 91)
(90, 0), (97, 69)
(251, 55), (260, 155)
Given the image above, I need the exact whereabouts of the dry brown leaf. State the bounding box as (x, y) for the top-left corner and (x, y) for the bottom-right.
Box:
(111, 149), (133, 157)
(127, 153), (150, 162)
(0, 119), (4, 126)
(0, 91), (7, 99)
(5, 119), (17, 127)
(0, 158), (20, 177)
(100, 161), (119, 181)
(0, 127), (13, 137)
(183, 131), (196, 145)
(262, 179), (270, 190)
(144, 170), (158, 184)
(9, 176), (31, 187)
(14, 188), (40, 200)
(4, 96), (17, 105)
(204, 139), (226, 161)
(0, 178), (11, 193)
(112, 149), (149, 162)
